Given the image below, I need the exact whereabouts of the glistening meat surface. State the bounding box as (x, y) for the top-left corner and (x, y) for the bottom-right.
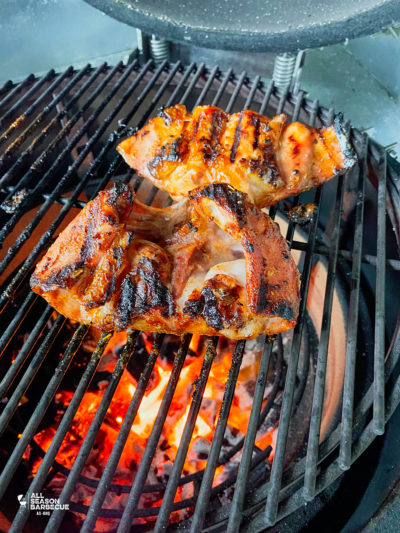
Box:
(117, 105), (356, 208)
(30, 182), (300, 339)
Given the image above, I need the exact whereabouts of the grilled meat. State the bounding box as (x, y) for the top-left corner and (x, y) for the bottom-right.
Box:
(31, 182), (300, 339)
(117, 105), (356, 207)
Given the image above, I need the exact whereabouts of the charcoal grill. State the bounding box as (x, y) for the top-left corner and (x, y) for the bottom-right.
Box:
(0, 57), (399, 532)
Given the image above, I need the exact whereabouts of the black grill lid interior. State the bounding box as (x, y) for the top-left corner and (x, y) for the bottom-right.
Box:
(84, 0), (400, 52)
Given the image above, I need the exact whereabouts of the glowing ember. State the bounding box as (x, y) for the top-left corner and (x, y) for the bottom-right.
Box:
(26, 332), (276, 527)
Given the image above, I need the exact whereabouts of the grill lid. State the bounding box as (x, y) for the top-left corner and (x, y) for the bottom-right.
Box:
(84, 0), (400, 52)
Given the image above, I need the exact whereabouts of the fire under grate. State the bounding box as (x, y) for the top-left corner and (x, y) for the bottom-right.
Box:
(0, 57), (399, 532)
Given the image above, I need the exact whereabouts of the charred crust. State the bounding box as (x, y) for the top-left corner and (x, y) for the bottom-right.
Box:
(244, 238), (254, 253)
(113, 246), (123, 259)
(33, 261), (85, 291)
(272, 300), (295, 320)
(244, 124), (280, 186)
(200, 108), (225, 163)
(148, 136), (187, 174)
(190, 183), (247, 229)
(183, 276), (242, 331)
(184, 286), (223, 331)
(105, 182), (133, 214)
(157, 106), (172, 126)
(116, 256), (174, 329)
(187, 221), (198, 232)
(333, 113), (357, 169)
(230, 112), (243, 163)
(250, 115), (261, 150)
(116, 276), (136, 329)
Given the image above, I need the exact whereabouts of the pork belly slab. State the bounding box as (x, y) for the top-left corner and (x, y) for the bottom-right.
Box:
(117, 104), (356, 208)
(31, 182), (300, 339)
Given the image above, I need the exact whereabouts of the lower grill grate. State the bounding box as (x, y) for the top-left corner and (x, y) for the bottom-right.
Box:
(0, 57), (399, 532)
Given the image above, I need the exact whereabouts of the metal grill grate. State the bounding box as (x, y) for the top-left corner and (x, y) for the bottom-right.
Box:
(0, 57), (399, 532)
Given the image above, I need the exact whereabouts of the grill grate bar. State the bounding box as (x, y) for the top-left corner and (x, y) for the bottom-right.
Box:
(0, 324), (87, 501)
(259, 80), (274, 116)
(0, 291), (37, 355)
(117, 335), (191, 531)
(181, 63), (206, 105)
(194, 65), (219, 107)
(276, 87), (289, 115)
(226, 71), (247, 113)
(0, 67), (74, 149)
(0, 63), (117, 193)
(165, 63), (196, 107)
(10, 331), (112, 533)
(303, 170), (346, 499)
(0, 62), (107, 190)
(339, 135), (368, 469)
(373, 151), (387, 435)
(81, 334), (164, 532)
(154, 337), (219, 531)
(211, 67), (233, 107)
(265, 99), (322, 525)
(133, 60), (182, 126)
(227, 341), (273, 533)
(0, 305), (56, 398)
(83, 62), (174, 203)
(86, 61), (184, 206)
(189, 339), (246, 532)
(290, 241), (400, 270)
(0, 59), (152, 309)
(1, 64), (90, 163)
(244, 75), (261, 109)
(0, 74), (35, 112)
(0, 314), (65, 438)
(0, 59), (131, 259)
(44, 331), (139, 533)
(0, 69), (55, 130)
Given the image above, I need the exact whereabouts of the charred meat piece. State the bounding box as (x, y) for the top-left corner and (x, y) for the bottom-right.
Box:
(117, 105), (356, 208)
(31, 183), (300, 339)
(285, 202), (316, 224)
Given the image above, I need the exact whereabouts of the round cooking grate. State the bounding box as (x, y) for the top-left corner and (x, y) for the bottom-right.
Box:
(0, 60), (399, 532)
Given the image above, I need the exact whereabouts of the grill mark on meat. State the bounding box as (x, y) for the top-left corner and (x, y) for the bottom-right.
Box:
(202, 109), (222, 163)
(191, 113), (201, 143)
(116, 256), (174, 329)
(31, 262), (81, 291)
(258, 131), (280, 186)
(230, 111), (243, 163)
(147, 135), (187, 175)
(191, 183), (247, 229)
(184, 286), (223, 330)
(105, 181), (133, 213)
(183, 275), (242, 330)
(251, 115), (261, 149)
